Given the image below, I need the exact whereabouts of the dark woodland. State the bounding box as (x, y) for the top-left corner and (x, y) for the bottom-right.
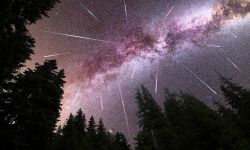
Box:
(1, 0), (250, 150)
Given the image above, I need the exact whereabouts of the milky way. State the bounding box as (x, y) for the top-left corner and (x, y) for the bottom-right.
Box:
(44, 0), (250, 83)
(29, 0), (250, 145)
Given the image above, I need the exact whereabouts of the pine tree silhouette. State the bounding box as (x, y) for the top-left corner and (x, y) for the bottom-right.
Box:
(219, 76), (250, 149)
(0, 0), (60, 149)
(54, 110), (131, 150)
(11, 60), (64, 150)
(135, 85), (167, 150)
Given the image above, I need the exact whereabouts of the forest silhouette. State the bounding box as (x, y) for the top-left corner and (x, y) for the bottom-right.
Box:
(1, 0), (250, 150)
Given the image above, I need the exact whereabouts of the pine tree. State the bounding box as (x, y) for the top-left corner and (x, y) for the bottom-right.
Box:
(97, 119), (106, 143)
(62, 113), (78, 150)
(96, 118), (111, 150)
(74, 109), (87, 149)
(11, 60), (65, 150)
(55, 112), (131, 150)
(53, 125), (63, 150)
(74, 109), (86, 134)
(0, 0), (60, 149)
(164, 92), (229, 150)
(0, 0), (60, 84)
(220, 76), (250, 112)
(163, 92), (182, 149)
(75, 110), (86, 137)
(97, 119), (106, 137)
(87, 116), (97, 137)
(87, 116), (97, 149)
(114, 132), (131, 150)
(135, 85), (167, 150)
(219, 76), (250, 148)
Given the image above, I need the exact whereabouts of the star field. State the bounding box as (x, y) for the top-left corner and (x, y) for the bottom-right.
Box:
(29, 0), (250, 144)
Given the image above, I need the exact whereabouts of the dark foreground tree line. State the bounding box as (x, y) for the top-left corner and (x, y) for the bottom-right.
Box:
(0, 0), (131, 149)
(135, 76), (250, 150)
(52, 109), (130, 150)
(1, 0), (250, 150)
(55, 76), (250, 150)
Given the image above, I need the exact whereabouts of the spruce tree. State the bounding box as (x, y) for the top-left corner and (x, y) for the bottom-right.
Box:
(57, 111), (86, 150)
(97, 119), (106, 137)
(87, 116), (97, 149)
(135, 85), (167, 150)
(135, 130), (155, 150)
(74, 109), (86, 134)
(114, 132), (131, 150)
(0, 0), (60, 149)
(88, 116), (97, 137)
(53, 125), (63, 150)
(62, 113), (78, 150)
(55, 112), (131, 150)
(163, 92), (182, 149)
(164, 92), (228, 150)
(96, 118), (107, 142)
(219, 76), (250, 148)
(0, 0), (60, 84)
(96, 118), (107, 149)
(74, 109), (87, 148)
(11, 60), (65, 150)
(74, 109), (86, 147)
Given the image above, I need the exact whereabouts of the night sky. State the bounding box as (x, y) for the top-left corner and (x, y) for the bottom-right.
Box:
(28, 0), (250, 144)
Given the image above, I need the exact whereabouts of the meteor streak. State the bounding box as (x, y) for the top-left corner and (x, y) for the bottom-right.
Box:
(100, 93), (104, 111)
(203, 43), (221, 48)
(80, 2), (101, 22)
(228, 30), (238, 38)
(71, 82), (84, 107)
(162, 6), (174, 23)
(118, 81), (130, 137)
(44, 53), (67, 58)
(43, 31), (114, 43)
(71, 71), (88, 107)
(226, 57), (241, 72)
(123, 0), (128, 22)
(204, 47), (241, 73)
(177, 60), (218, 95)
(131, 65), (135, 79)
(155, 72), (158, 94)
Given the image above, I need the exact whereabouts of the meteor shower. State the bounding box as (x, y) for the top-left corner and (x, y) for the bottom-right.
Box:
(1, 0), (250, 150)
